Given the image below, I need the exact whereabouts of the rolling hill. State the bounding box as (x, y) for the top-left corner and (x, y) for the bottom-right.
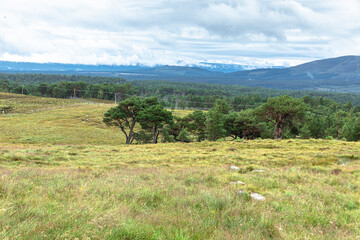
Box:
(228, 55), (360, 81)
(125, 56), (360, 92)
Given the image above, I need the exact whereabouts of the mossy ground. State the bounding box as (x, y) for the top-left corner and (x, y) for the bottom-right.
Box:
(1, 93), (360, 239)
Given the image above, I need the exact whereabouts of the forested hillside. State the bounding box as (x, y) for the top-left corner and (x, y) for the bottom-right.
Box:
(2, 74), (360, 107)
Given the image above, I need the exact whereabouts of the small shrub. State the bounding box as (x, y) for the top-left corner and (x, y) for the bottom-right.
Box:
(346, 201), (359, 210)
(238, 166), (255, 174)
(234, 137), (243, 142)
(178, 128), (192, 143)
(135, 131), (153, 144)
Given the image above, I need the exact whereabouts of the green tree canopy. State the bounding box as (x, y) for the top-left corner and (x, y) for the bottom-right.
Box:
(184, 110), (207, 142)
(255, 95), (306, 139)
(206, 99), (230, 141)
(137, 104), (173, 144)
(224, 109), (262, 140)
(103, 97), (149, 144)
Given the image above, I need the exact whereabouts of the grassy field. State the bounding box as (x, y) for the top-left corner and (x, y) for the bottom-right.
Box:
(1, 93), (360, 239)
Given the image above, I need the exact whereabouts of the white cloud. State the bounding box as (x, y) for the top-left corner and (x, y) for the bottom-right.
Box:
(0, 0), (359, 67)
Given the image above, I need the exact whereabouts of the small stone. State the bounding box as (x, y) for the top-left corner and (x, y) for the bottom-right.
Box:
(331, 169), (342, 175)
(230, 166), (240, 171)
(227, 147), (236, 151)
(251, 193), (265, 201)
(230, 181), (245, 185)
(237, 190), (245, 195)
(253, 169), (266, 172)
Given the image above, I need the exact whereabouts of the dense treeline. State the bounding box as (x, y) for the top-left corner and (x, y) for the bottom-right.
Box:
(169, 96), (360, 142)
(0, 73), (126, 84)
(0, 79), (130, 100)
(132, 80), (360, 107)
(105, 95), (360, 143)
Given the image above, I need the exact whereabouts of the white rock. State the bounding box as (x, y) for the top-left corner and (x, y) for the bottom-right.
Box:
(230, 166), (240, 171)
(253, 169), (266, 173)
(251, 193), (266, 201)
(230, 181), (245, 185)
(237, 190), (245, 195)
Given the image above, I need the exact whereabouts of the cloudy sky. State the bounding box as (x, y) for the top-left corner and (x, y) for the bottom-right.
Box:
(0, 0), (360, 67)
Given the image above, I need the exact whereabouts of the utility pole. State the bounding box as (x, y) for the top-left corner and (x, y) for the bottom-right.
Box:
(114, 93), (118, 104)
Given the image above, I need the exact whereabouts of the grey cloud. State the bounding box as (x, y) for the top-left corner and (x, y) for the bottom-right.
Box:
(0, 0), (360, 66)
(5, 0), (360, 39)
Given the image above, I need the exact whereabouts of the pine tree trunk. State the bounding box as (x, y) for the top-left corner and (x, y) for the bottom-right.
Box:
(274, 123), (283, 139)
(152, 126), (158, 144)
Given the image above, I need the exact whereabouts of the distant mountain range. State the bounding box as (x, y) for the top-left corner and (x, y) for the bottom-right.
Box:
(0, 61), (148, 72)
(1, 55), (360, 93)
(192, 62), (284, 73)
(0, 61), (265, 74)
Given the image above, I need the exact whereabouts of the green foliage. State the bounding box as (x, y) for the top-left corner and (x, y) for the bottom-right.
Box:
(103, 97), (147, 144)
(0, 77), (129, 100)
(212, 99), (230, 114)
(184, 110), (207, 142)
(299, 123), (311, 139)
(137, 104), (173, 144)
(255, 95), (306, 139)
(178, 128), (192, 143)
(102, 94), (360, 143)
(135, 130), (153, 144)
(206, 100), (228, 141)
(161, 126), (176, 143)
(224, 109), (262, 139)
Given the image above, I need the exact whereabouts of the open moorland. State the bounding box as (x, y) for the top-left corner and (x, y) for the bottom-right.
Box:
(1, 93), (360, 239)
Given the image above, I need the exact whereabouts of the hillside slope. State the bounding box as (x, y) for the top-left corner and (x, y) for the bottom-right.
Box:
(228, 56), (360, 80)
(101, 55), (360, 91)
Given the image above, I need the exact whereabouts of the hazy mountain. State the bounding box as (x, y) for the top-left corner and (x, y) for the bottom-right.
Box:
(115, 56), (360, 92)
(132, 65), (223, 77)
(228, 55), (360, 81)
(194, 62), (284, 73)
(1, 55), (360, 92)
(194, 62), (246, 72)
(0, 61), (149, 72)
(0, 61), (268, 74)
(223, 55), (360, 91)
